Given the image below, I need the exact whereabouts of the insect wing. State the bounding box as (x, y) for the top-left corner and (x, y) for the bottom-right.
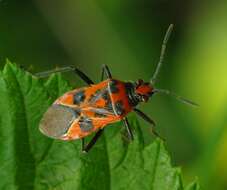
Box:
(39, 104), (80, 139)
(63, 107), (119, 140)
(39, 80), (120, 140)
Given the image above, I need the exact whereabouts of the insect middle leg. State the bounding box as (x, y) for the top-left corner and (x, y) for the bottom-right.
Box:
(81, 129), (104, 153)
(133, 108), (164, 140)
(122, 117), (134, 141)
(35, 66), (94, 85)
(101, 64), (112, 81)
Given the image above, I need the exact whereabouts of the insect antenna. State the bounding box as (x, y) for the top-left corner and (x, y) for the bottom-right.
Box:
(154, 89), (199, 107)
(150, 24), (174, 85)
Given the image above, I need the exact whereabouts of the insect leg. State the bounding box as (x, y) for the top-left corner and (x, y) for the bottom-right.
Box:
(74, 67), (94, 85)
(101, 64), (112, 81)
(82, 129), (104, 153)
(134, 108), (156, 126)
(35, 66), (94, 85)
(122, 118), (134, 141)
(133, 108), (164, 140)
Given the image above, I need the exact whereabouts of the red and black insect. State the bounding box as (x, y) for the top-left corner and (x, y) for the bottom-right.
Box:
(38, 24), (197, 152)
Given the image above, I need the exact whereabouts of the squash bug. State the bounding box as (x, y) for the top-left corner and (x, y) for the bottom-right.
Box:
(37, 24), (197, 152)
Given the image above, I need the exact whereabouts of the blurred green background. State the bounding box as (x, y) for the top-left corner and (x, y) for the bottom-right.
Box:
(0, 0), (227, 189)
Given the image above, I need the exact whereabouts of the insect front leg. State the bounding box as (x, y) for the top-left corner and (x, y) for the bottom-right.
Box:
(133, 108), (164, 140)
(122, 118), (134, 141)
(35, 66), (94, 85)
(101, 64), (112, 81)
(81, 129), (104, 153)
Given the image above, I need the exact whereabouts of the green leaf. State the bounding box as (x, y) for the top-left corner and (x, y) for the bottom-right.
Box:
(0, 62), (200, 190)
(186, 179), (200, 190)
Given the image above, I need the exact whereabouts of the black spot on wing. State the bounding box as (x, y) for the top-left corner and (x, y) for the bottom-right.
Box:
(102, 90), (109, 101)
(74, 90), (85, 104)
(109, 80), (119, 93)
(106, 101), (113, 112)
(114, 101), (125, 115)
(100, 90), (113, 112)
(88, 89), (102, 103)
(79, 116), (93, 132)
(73, 108), (81, 118)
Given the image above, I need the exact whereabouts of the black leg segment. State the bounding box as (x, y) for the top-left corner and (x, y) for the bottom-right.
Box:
(101, 64), (112, 81)
(122, 117), (134, 141)
(82, 129), (104, 153)
(133, 108), (156, 126)
(74, 67), (94, 85)
(133, 108), (164, 139)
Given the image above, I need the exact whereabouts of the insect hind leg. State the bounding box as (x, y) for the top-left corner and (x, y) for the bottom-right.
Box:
(122, 117), (134, 141)
(81, 129), (104, 153)
(35, 66), (94, 85)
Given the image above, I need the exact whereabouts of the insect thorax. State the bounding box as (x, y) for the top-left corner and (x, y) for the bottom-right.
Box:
(125, 82), (140, 107)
